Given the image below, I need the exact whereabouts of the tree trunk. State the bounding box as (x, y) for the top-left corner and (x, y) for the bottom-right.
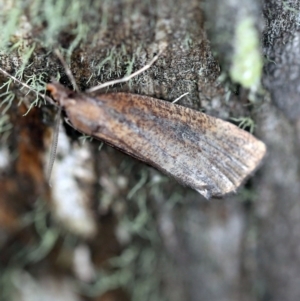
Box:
(0, 0), (299, 301)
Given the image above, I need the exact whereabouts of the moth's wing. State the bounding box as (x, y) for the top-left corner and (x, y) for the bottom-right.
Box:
(67, 92), (266, 199)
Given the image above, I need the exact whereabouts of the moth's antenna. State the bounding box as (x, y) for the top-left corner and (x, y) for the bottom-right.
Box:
(54, 49), (79, 92)
(86, 47), (165, 93)
(46, 106), (62, 183)
(45, 49), (79, 184)
(0, 67), (56, 106)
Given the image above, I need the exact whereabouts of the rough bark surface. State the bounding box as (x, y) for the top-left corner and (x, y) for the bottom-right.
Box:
(0, 0), (299, 301)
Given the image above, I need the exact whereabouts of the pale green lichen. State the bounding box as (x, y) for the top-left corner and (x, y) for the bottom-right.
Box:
(230, 116), (256, 133)
(15, 44), (36, 77)
(0, 114), (13, 143)
(30, 0), (92, 48)
(0, 0), (98, 59)
(282, 0), (299, 12)
(80, 183), (165, 301)
(230, 17), (263, 92)
(0, 5), (22, 50)
(96, 47), (118, 76)
(0, 198), (60, 301)
(0, 91), (15, 114)
(0, 267), (17, 301)
(183, 33), (193, 49)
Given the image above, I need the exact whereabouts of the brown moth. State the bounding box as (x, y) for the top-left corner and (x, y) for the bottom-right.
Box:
(47, 83), (266, 199)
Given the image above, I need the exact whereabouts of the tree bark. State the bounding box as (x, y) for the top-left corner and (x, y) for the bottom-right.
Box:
(0, 0), (299, 301)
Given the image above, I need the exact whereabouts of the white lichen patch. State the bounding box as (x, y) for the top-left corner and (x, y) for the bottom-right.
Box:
(230, 17), (263, 92)
(11, 270), (81, 301)
(50, 126), (97, 238)
(73, 244), (96, 282)
(0, 147), (10, 170)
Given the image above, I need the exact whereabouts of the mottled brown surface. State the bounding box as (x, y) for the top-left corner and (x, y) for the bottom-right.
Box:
(0, 103), (49, 232)
(48, 83), (266, 199)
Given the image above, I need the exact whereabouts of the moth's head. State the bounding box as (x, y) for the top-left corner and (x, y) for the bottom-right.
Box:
(47, 82), (77, 108)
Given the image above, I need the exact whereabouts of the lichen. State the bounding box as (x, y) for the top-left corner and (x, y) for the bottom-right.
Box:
(230, 17), (263, 93)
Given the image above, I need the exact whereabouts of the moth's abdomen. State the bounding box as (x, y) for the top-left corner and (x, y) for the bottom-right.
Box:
(73, 93), (266, 198)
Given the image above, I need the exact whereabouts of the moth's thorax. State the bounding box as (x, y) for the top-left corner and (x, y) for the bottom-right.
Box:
(63, 96), (106, 135)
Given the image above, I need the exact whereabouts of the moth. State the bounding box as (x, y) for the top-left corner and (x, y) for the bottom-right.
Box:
(0, 50), (266, 199)
(47, 82), (266, 199)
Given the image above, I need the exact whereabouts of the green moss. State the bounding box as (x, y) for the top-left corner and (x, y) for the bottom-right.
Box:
(230, 17), (263, 92)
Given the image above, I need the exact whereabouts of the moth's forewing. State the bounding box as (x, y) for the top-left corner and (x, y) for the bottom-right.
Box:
(47, 83), (266, 199)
